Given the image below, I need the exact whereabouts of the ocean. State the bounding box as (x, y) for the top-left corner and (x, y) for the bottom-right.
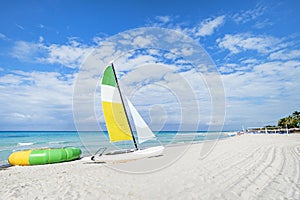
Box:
(0, 131), (229, 166)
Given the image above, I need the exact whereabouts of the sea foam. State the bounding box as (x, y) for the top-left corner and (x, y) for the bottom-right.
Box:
(18, 142), (34, 146)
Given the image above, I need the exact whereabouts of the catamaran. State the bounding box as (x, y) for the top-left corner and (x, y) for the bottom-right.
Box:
(90, 63), (164, 162)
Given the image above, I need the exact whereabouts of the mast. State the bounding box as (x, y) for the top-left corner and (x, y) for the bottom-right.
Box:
(110, 63), (138, 150)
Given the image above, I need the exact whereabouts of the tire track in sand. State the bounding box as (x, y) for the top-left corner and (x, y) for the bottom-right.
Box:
(198, 145), (271, 199)
(200, 144), (264, 179)
(224, 146), (277, 199)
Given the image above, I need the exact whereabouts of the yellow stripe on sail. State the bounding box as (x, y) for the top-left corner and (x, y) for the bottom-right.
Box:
(102, 101), (133, 142)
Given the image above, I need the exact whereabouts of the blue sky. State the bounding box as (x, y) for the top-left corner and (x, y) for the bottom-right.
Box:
(0, 0), (299, 131)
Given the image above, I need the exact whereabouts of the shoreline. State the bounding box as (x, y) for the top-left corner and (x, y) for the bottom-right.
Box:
(0, 131), (230, 167)
(1, 134), (299, 199)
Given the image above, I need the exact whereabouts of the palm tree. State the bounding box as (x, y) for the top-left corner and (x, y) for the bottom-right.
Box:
(278, 118), (287, 128)
(286, 116), (294, 128)
(278, 111), (300, 128)
(292, 111), (300, 128)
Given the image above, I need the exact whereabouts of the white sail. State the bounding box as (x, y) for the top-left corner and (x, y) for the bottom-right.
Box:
(126, 98), (156, 144)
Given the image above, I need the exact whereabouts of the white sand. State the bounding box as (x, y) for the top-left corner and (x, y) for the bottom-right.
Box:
(1, 134), (299, 199)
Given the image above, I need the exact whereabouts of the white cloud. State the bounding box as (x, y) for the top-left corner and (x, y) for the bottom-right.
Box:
(119, 62), (217, 128)
(15, 23), (25, 30)
(132, 35), (156, 48)
(178, 15), (225, 39)
(11, 39), (95, 68)
(195, 15), (225, 37)
(0, 70), (75, 130)
(146, 15), (178, 28)
(269, 50), (300, 60)
(11, 41), (46, 61)
(241, 58), (259, 64)
(149, 15), (224, 38)
(155, 16), (172, 23)
(218, 63), (238, 73)
(217, 33), (284, 54)
(11, 113), (31, 120)
(92, 35), (108, 45)
(223, 60), (300, 97)
(0, 33), (6, 40)
(39, 36), (44, 43)
(0, 73), (26, 85)
(221, 60), (300, 128)
(40, 43), (94, 68)
(253, 19), (273, 29)
(232, 5), (266, 24)
(181, 47), (194, 56)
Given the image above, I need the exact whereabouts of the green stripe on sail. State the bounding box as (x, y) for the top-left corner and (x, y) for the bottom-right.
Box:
(102, 66), (117, 87)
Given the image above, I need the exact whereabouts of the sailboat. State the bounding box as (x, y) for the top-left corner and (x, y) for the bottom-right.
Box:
(90, 63), (164, 162)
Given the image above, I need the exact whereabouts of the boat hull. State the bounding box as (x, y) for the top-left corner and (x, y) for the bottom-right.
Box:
(87, 146), (164, 163)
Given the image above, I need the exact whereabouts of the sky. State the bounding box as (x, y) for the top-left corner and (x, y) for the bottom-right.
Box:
(0, 0), (299, 131)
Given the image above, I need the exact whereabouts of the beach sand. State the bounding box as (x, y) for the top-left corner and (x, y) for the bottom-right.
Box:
(1, 134), (299, 199)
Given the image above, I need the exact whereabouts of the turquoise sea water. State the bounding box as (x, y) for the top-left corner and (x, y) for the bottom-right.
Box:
(0, 131), (229, 166)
